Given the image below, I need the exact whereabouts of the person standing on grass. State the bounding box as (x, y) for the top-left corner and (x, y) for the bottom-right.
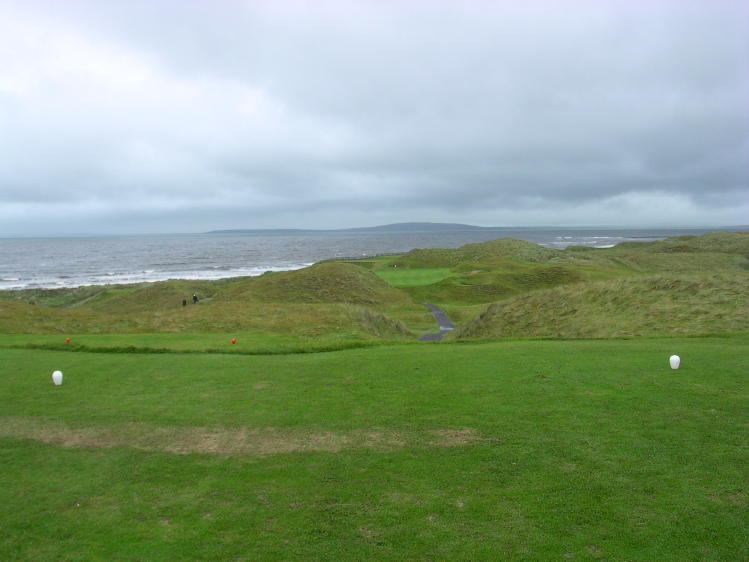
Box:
(192, 294), (199, 304)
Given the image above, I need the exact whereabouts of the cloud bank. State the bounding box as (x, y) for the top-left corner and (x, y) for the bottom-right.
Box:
(0, 0), (747, 234)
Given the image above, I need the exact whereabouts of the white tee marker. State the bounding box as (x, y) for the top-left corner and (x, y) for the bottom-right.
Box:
(52, 370), (63, 385)
(669, 355), (681, 370)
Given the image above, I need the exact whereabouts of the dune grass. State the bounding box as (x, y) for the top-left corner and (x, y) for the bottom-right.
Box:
(2, 232), (747, 343)
(453, 272), (749, 340)
(0, 298), (418, 341)
(1, 334), (747, 559)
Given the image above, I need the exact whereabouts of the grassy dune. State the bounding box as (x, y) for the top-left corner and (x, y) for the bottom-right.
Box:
(0, 300), (413, 345)
(0, 262), (426, 343)
(1, 231), (747, 343)
(216, 263), (414, 306)
(453, 272), (749, 339)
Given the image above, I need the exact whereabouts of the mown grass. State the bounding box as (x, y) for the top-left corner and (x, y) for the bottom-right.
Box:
(1, 335), (747, 559)
(1, 232), (748, 558)
(0, 332), (400, 355)
(374, 267), (453, 287)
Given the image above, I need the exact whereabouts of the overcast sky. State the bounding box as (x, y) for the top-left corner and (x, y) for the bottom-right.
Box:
(1, 0), (747, 235)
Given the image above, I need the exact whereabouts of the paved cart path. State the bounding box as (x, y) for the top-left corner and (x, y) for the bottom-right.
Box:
(418, 303), (457, 341)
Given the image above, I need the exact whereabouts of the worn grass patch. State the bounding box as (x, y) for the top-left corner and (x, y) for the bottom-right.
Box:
(0, 417), (482, 455)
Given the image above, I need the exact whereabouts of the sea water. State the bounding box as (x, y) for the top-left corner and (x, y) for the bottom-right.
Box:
(0, 227), (733, 290)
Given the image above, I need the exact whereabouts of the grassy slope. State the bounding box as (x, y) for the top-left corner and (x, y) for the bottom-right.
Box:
(0, 263), (424, 342)
(390, 233), (749, 306)
(385, 239), (631, 305)
(568, 231), (749, 274)
(215, 263), (411, 306)
(453, 272), (749, 339)
(0, 300), (414, 344)
(0, 280), (223, 311)
(375, 233), (749, 335)
(1, 335), (747, 559)
(1, 232), (747, 341)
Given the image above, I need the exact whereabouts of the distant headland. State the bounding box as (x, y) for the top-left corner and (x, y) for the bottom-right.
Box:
(206, 222), (747, 235)
(206, 222), (495, 234)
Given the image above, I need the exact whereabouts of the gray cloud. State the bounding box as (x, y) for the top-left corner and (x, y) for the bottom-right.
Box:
(0, 0), (747, 234)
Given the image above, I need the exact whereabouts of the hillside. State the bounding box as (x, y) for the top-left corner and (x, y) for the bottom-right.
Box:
(217, 262), (413, 307)
(452, 272), (749, 339)
(612, 231), (749, 255)
(566, 231), (749, 273)
(391, 238), (565, 268)
(0, 263), (419, 342)
(376, 232), (749, 306)
(1, 231), (747, 343)
(385, 238), (626, 304)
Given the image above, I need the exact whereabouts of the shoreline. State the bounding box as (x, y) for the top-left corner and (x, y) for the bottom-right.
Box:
(4, 228), (740, 292)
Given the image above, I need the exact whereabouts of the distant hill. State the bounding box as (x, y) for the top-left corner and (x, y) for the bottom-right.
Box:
(344, 222), (489, 232)
(207, 222), (499, 234)
(208, 223), (748, 235)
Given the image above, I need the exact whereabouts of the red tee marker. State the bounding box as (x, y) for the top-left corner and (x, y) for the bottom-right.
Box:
(65, 338), (71, 343)
(231, 338), (237, 344)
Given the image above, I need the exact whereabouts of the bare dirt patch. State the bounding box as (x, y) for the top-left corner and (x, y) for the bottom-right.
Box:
(0, 417), (482, 456)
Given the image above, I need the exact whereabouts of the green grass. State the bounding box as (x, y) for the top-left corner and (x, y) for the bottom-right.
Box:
(453, 272), (749, 340)
(0, 332), (399, 354)
(2, 232), (747, 342)
(0, 299), (417, 342)
(374, 267), (452, 287)
(2, 232), (748, 558)
(1, 335), (747, 559)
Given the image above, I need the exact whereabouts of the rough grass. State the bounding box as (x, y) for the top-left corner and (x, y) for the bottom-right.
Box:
(613, 230), (749, 254)
(82, 280), (222, 313)
(401, 264), (624, 305)
(453, 272), (749, 339)
(216, 262), (413, 307)
(392, 238), (565, 269)
(0, 280), (223, 311)
(595, 250), (748, 273)
(0, 300), (413, 342)
(565, 231), (749, 273)
(0, 261), (431, 343)
(376, 232), (749, 309)
(1, 335), (747, 559)
(2, 231), (748, 343)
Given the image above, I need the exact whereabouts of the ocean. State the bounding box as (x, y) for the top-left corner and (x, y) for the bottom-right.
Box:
(0, 227), (735, 290)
